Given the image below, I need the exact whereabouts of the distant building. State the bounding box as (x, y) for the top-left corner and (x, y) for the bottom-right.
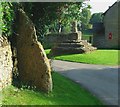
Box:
(93, 1), (120, 49)
(93, 22), (105, 48)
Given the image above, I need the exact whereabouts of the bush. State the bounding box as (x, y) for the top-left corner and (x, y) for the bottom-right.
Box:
(0, 2), (14, 37)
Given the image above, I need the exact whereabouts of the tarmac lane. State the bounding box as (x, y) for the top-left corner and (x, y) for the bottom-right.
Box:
(51, 60), (119, 105)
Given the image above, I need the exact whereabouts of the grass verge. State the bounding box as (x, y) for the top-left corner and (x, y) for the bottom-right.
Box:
(45, 49), (119, 65)
(2, 72), (102, 105)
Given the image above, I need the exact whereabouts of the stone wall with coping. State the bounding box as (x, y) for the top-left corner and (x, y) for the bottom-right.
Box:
(43, 32), (83, 49)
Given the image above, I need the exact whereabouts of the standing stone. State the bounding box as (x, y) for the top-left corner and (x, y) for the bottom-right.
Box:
(16, 9), (52, 92)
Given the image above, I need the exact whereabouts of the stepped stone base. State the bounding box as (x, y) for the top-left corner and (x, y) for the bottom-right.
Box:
(50, 32), (97, 56)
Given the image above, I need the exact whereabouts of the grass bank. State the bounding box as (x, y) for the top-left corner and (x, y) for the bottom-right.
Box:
(2, 72), (102, 105)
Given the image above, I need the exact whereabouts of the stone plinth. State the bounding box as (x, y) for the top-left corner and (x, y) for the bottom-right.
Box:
(50, 31), (97, 56)
(45, 31), (82, 43)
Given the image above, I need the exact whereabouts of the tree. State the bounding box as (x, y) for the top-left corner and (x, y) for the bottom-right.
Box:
(81, 5), (91, 30)
(0, 2), (14, 37)
(21, 2), (90, 40)
(0, 2), (91, 39)
(90, 12), (104, 24)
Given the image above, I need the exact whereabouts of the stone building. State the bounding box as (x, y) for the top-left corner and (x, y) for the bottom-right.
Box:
(93, 22), (105, 48)
(93, 1), (120, 49)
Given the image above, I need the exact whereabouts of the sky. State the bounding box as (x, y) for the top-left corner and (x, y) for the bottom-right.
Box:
(87, 0), (117, 14)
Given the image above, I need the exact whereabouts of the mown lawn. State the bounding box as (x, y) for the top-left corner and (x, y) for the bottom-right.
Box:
(2, 72), (102, 105)
(45, 49), (119, 65)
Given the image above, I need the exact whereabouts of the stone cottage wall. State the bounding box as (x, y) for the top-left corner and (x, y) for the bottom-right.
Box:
(0, 36), (13, 91)
(92, 23), (105, 48)
(118, 1), (120, 49)
(104, 2), (120, 49)
(93, 34), (105, 49)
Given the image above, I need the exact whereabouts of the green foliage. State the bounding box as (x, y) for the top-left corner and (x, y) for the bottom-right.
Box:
(81, 7), (92, 30)
(45, 49), (51, 57)
(48, 3), (92, 33)
(0, 2), (14, 36)
(90, 12), (104, 24)
(2, 72), (102, 105)
(21, 3), (63, 37)
(21, 2), (91, 40)
(0, 2), (92, 37)
(0, 3), (3, 35)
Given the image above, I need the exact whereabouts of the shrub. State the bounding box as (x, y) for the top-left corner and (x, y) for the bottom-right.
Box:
(0, 2), (14, 37)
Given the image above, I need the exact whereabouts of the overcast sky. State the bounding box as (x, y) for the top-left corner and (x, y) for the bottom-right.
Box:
(87, 0), (117, 14)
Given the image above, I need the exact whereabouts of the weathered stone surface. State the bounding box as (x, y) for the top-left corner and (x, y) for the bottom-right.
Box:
(93, 2), (120, 49)
(0, 36), (13, 91)
(44, 32), (82, 43)
(16, 9), (52, 92)
(43, 31), (93, 49)
(50, 32), (97, 56)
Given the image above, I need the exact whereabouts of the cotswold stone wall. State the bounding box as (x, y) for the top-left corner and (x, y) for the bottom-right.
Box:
(0, 36), (13, 91)
(93, 2), (120, 49)
(43, 32), (93, 49)
(43, 32), (83, 49)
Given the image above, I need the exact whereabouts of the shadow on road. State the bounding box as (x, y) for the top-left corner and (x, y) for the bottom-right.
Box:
(55, 67), (119, 105)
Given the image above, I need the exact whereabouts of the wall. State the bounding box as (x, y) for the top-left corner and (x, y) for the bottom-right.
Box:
(92, 23), (105, 48)
(93, 2), (120, 49)
(118, 2), (120, 49)
(93, 34), (105, 49)
(104, 2), (120, 49)
(42, 32), (93, 49)
(0, 36), (13, 91)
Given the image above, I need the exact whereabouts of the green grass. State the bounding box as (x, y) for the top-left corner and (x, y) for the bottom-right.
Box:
(2, 72), (102, 105)
(45, 49), (119, 65)
(45, 49), (51, 56)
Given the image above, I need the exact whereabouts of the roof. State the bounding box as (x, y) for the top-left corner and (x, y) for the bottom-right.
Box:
(103, 1), (118, 15)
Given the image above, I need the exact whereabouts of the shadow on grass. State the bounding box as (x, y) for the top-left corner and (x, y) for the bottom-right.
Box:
(3, 71), (103, 105)
(47, 51), (86, 59)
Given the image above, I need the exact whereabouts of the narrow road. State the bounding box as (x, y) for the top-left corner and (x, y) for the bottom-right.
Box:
(51, 60), (119, 105)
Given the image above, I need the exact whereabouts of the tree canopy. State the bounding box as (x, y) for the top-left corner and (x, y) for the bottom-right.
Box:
(90, 12), (104, 24)
(81, 6), (91, 30)
(0, 2), (91, 39)
(0, 2), (14, 36)
(22, 2), (91, 37)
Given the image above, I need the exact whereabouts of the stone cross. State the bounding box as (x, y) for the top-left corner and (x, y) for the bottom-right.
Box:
(71, 21), (78, 32)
